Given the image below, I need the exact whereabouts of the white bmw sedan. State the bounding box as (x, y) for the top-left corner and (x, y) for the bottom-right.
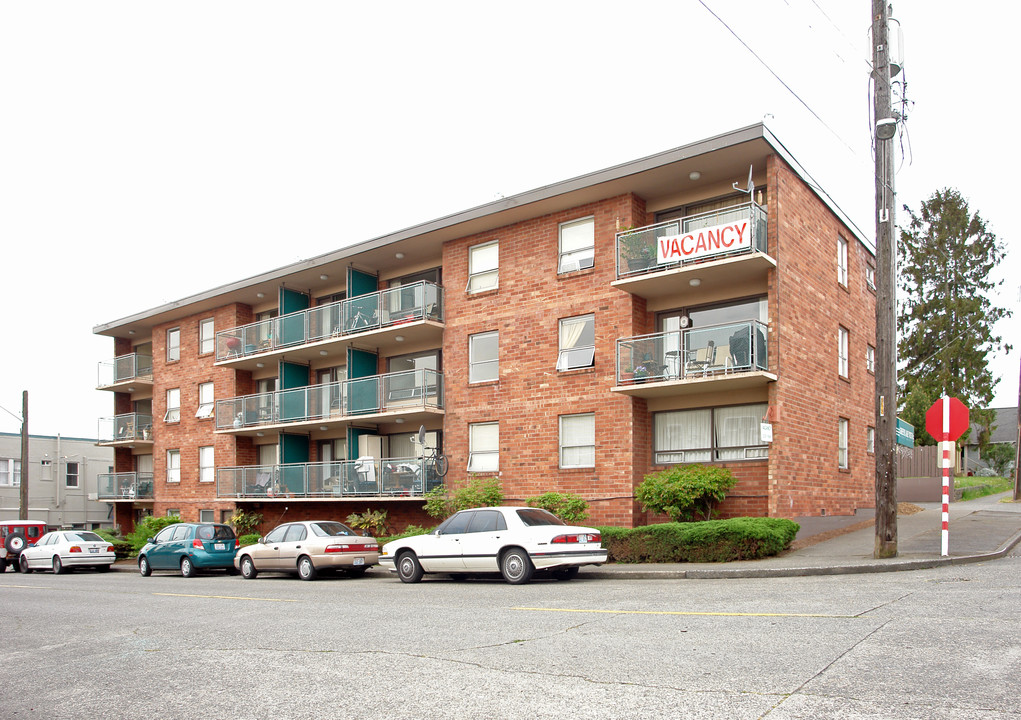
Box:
(19, 531), (116, 574)
(379, 506), (607, 584)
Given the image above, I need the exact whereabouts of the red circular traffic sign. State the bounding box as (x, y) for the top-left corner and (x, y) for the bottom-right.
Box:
(925, 397), (969, 441)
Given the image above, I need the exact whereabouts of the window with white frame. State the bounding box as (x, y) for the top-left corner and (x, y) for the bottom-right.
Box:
(559, 413), (595, 468)
(558, 217), (595, 273)
(167, 449), (181, 483)
(65, 461), (79, 488)
(0, 458), (21, 486)
(199, 318), (215, 355)
(866, 344), (875, 373)
(557, 314), (595, 371)
(865, 264), (876, 290)
(167, 327), (181, 362)
(469, 331), (499, 383)
(165, 388), (181, 422)
(468, 422), (499, 472)
(867, 426), (875, 454)
(196, 382), (214, 418)
(838, 327), (849, 377)
(837, 236), (848, 286)
(167, 509), (180, 517)
(467, 241), (499, 293)
(654, 404), (769, 464)
(199, 509), (215, 523)
(838, 418), (849, 469)
(199, 446), (214, 483)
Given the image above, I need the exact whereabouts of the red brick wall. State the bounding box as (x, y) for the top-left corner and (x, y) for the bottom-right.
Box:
(235, 500), (433, 537)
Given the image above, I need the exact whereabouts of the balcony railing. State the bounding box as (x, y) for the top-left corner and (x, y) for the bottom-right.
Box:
(215, 369), (443, 430)
(98, 413), (154, 443)
(97, 354), (153, 388)
(216, 458), (445, 499)
(97, 472), (155, 500)
(616, 202), (767, 279)
(616, 321), (768, 385)
(215, 281), (444, 361)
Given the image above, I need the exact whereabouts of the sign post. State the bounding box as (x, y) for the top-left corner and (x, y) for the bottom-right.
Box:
(925, 396), (969, 556)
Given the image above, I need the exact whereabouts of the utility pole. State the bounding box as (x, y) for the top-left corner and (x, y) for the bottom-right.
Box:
(1013, 345), (1020, 501)
(19, 391), (29, 520)
(873, 1), (898, 557)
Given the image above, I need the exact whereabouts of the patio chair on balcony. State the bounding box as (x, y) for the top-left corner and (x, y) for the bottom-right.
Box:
(685, 340), (715, 377)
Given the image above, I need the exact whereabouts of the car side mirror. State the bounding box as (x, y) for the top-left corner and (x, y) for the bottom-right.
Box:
(147, 537), (155, 544)
(258, 536), (265, 544)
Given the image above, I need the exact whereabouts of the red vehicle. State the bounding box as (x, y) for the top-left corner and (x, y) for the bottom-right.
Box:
(1, 521), (48, 572)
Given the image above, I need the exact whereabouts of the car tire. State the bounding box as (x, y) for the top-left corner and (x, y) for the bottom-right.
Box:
(396, 551), (423, 583)
(181, 557), (196, 578)
(138, 555), (151, 577)
(19, 555), (31, 574)
(500, 548), (534, 585)
(239, 555), (258, 580)
(554, 567), (579, 581)
(52, 556), (64, 575)
(5, 533), (26, 554)
(297, 555), (317, 581)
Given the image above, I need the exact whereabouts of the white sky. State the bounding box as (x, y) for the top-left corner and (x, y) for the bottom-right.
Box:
(1, 1), (1018, 438)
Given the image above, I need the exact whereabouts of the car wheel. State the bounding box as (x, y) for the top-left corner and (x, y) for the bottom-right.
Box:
(138, 555), (152, 577)
(52, 556), (64, 575)
(396, 551), (423, 583)
(297, 555), (317, 581)
(554, 567), (579, 581)
(180, 556), (196, 578)
(96, 564), (111, 573)
(500, 548), (534, 585)
(4, 533), (26, 554)
(239, 555), (258, 580)
(19, 555), (31, 574)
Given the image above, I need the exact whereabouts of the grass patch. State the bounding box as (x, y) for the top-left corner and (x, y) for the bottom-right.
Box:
(958, 476), (1013, 500)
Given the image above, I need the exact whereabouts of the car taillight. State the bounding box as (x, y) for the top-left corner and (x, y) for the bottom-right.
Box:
(552, 533), (600, 544)
(192, 539), (204, 549)
(325, 543), (378, 554)
(106, 545), (115, 552)
(69, 545), (82, 553)
(235, 538), (240, 548)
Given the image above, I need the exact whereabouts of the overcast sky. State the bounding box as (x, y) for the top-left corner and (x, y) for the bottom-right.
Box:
(1, 1), (1017, 439)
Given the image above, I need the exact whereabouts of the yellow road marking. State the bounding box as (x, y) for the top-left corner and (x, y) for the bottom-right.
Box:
(153, 592), (297, 603)
(513, 607), (854, 619)
(0, 584), (47, 590)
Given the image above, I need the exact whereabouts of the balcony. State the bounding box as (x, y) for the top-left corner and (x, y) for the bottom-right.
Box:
(613, 321), (775, 398)
(97, 354), (153, 392)
(612, 203), (774, 304)
(216, 458), (445, 500)
(97, 472), (155, 501)
(97, 413), (154, 446)
(215, 369), (444, 437)
(215, 282), (444, 371)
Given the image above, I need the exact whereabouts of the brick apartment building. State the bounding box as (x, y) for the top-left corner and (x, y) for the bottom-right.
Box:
(93, 124), (876, 534)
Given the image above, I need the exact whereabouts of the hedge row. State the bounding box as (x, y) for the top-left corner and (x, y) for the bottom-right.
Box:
(596, 517), (800, 563)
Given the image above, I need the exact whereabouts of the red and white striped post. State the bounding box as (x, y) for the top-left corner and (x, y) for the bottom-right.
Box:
(925, 395), (969, 558)
(941, 396), (951, 556)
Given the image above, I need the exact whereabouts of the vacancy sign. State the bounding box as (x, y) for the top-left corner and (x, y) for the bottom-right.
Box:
(925, 395), (969, 557)
(657, 218), (752, 264)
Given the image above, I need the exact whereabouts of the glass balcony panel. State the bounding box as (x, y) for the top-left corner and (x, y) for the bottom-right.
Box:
(97, 472), (154, 499)
(616, 322), (768, 384)
(98, 413), (153, 443)
(98, 354), (154, 387)
(216, 458), (445, 499)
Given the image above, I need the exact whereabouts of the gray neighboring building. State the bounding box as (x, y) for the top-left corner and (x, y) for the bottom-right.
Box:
(964, 407), (1018, 474)
(0, 433), (114, 529)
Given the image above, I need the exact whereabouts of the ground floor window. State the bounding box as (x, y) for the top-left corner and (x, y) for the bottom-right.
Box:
(654, 403), (768, 464)
(559, 413), (595, 468)
(199, 509), (215, 523)
(468, 422), (499, 472)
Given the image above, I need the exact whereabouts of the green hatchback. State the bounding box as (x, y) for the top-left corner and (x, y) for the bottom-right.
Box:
(138, 523), (238, 577)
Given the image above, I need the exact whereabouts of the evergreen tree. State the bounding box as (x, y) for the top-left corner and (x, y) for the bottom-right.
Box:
(897, 189), (1011, 446)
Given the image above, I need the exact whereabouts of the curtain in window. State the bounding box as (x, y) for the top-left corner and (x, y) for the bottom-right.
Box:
(715, 404), (766, 460)
(655, 409), (711, 462)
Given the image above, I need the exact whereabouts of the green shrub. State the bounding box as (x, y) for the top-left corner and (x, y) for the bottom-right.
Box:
(126, 515), (181, 554)
(229, 509), (263, 537)
(379, 524), (435, 544)
(91, 528), (133, 559)
(596, 517), (800, 563)
(238, 533), (261, 547)
(983, 443), (1016, 478)
(526, 492), (589, 523)
(346, 509), (389, 537)
(635, 464), (737, 522)
(424, 476), (503, 519)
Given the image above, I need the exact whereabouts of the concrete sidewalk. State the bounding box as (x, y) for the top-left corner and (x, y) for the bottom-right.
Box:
(586, 490), (1021, 580)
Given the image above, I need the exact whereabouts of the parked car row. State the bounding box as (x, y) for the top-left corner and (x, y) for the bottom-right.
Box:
(1, 507), (607, 585)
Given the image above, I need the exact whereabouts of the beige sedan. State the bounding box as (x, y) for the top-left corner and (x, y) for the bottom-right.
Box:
(234, 520), (379, 581)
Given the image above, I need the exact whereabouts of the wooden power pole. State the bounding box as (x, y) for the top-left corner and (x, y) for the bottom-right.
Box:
(20, 390), (29, 520)
(873, 1), (898, 557)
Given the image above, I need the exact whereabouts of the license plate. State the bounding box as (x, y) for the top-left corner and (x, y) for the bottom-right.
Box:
(214, 543), (226, 550)
(88, 547), (99, 554)
(353, 557), (364, 566)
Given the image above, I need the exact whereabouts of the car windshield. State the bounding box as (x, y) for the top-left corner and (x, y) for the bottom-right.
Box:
(196, 525), (235, 541)
(66, 532), (104, 542)
(310, 522), (356, 537)
(515, 508), (566, 527)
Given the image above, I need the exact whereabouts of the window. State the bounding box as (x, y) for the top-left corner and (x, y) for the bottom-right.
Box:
(557, 314), (595, 371)
(167, 327), (180, 362)
(199, 446), (214, 483)
(199, 318), (215, 355)
(65, 461), (79, 488)
(196, 382), (214, 419)
(865, 264), (876, 290)
(838, 327), (849, 378)
(469, 331), (499, 383)
(867, 426), (875, 454)
(654, 404), (768, 464)
(167, 449), (180, 483)
(838, 418), (849, 469)
(165, 388), (181, 423)
(866, 344), (875, 373)
(199, 509), (215, 523)
(165, 510), (180, 519)
(559, 413), (595, 468)
(468, 422), (499, 472)
(558, 216), (595, 273)
(837, 236), (848, 286)
(467, 241), (498, 293)
(0, 458), (20, 486)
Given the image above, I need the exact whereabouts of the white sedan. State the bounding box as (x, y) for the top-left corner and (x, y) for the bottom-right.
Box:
(379, 506), (607, 584)
(18, 531), (116, 574)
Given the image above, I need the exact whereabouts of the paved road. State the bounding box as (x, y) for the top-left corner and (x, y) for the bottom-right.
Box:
(3, 545), (1019, 719)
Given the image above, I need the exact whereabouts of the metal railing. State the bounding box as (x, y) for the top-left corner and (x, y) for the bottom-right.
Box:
(615, 202), (767, 279)
(215, 282), (444, 361)
(97, 354), (153, 387)
(216, 458), (445, 499)
(97, 472), (155, 500)
(616, 320), (768, 384)
(215, 369), (443, 430)
(98, 413), (154, 443)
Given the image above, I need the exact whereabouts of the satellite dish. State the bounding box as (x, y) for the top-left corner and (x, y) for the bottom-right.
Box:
(417, 425), (426, 447)
(733, 165), (754, 198)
